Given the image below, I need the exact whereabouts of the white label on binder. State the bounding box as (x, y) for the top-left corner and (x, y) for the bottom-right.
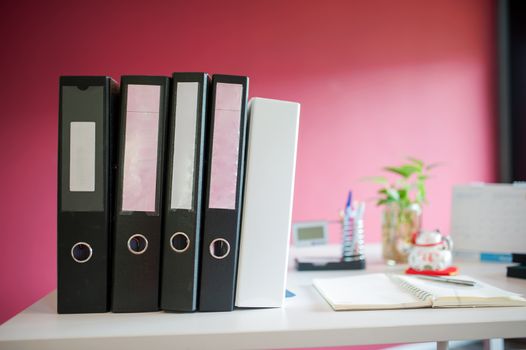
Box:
(69, 122), (96, 192)
(171, 82), (199, 210)
(209, 83), (242, 209)
(122, 84), (161, 212)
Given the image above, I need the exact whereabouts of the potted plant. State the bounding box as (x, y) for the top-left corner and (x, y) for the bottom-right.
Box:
(370, 158), (437, 265)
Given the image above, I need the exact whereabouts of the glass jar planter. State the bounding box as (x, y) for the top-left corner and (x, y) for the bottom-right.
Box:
(381, 202), (422, 265)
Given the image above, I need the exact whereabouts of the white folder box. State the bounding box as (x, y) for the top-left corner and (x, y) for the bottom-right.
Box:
(235, 97), (300, 308)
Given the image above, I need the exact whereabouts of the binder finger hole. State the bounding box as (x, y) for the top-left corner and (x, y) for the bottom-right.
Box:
(209, 238), (230, 260)
(170, 232), (190, 253)
(71, 242), (93, 263)
(127, 234), (148, 255)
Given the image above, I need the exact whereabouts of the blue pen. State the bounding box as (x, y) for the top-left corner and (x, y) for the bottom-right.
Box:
(343, 191), (352, 232)
(345, 191), (352, 218)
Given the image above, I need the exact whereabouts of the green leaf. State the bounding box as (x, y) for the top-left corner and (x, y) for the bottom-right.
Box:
(362, 176), (389, 185)
(376, 198), (396, 206)
(385, 188), (400, 201)
(407, 157), (424, 169)
(384, 165), (420, 178)
(417, 182), (427, 203)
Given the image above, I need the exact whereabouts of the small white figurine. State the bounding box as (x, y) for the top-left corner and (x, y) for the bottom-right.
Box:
(409, 230), (453, 271)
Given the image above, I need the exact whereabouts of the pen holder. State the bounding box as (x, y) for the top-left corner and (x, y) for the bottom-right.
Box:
(342, 217), (365, 260)
(296, 209), (365, 271)
(295, 209), (366, 271)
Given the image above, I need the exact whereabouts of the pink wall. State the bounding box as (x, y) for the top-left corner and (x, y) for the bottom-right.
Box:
(0, 0), (496, 340)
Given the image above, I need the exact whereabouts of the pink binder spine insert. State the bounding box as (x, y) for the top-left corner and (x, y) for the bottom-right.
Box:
(121, 84), (161, 212)
(209, 83), (243, 210)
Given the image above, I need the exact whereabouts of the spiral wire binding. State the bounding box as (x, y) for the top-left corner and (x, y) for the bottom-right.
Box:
(390, 275), (434, 302)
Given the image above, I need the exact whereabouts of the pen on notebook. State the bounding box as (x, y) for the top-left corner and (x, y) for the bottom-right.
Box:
(416, 275), (476, 286)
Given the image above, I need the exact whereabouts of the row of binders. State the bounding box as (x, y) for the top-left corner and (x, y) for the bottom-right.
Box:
(57, 74), (300, 313)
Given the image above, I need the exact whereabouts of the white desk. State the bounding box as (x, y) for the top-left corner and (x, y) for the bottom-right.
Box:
(1, 245), (525, 350)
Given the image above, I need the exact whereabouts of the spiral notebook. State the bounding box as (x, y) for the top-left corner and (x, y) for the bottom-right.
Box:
(313, 273), (526, 311)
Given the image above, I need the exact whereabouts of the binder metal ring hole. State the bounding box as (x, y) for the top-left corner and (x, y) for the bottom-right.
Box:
(170, 232), (190, 253)
(71, 242), (93, 263)
(127, 234), (148, 255)
(209, 238), (230, 260)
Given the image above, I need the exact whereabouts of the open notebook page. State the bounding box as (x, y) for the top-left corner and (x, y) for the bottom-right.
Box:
(395, 275), (526, 308)
(313, 273), (431, 311)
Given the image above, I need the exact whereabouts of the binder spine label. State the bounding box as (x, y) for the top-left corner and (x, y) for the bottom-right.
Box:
(69, 122), (96, 192)
(209, 83), (243, 210)
(171, 82), (199, 210)
(60, 85), (104, 212)
(122, 84), (161, 213)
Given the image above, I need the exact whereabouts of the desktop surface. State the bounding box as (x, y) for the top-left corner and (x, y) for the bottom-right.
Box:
(1, 245), (525, 350)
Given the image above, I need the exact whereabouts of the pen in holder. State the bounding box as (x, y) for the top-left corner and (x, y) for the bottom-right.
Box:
(340, 201), (366, 269)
